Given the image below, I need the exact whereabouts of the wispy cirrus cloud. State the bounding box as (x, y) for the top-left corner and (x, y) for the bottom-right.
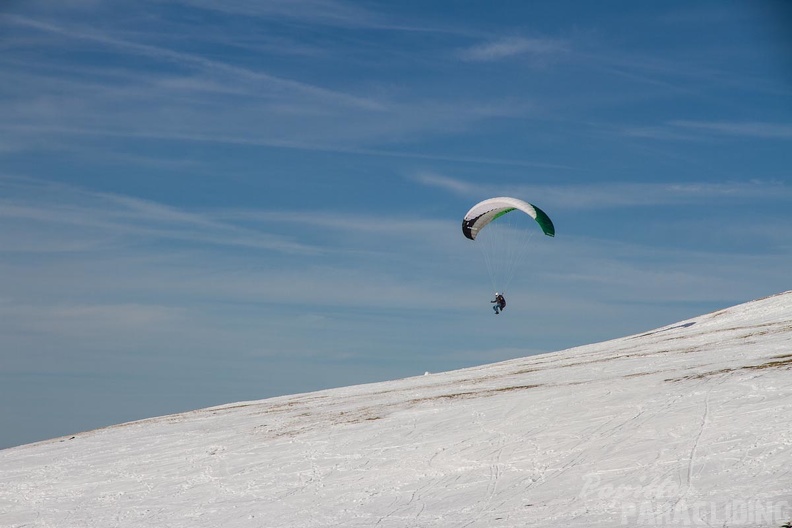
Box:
(216, 208), (450, 237)
(0, 177), (318, 255)
(670, 120), (792, 139)
(170, 0), (383, 28)
(2, 15), (566, 155)
(459, 36), (569, 62)
(411, 172), (791, 209)
(623, 120), (792, 141)
(410, 171), (481, 195)
(0, 177), (472, 321)
(168, 0), (469, 34)
(3, 14), (385, 111)
(0, 302), (185, 336)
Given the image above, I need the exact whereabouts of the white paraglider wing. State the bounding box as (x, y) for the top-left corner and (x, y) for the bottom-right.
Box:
(462, 197), (555, 240)
(461, 197), (555, 292)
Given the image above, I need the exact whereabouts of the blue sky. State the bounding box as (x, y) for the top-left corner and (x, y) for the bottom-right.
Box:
(1, 1), (790, 449)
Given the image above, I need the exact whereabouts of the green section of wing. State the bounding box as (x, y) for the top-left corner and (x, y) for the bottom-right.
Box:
(492, 208), (516, 221)
(491, 205), (554, 237)
(531, 204), (555, 237)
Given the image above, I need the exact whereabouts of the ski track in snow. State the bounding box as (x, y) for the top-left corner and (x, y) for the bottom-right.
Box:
(1, 292), (792, 527)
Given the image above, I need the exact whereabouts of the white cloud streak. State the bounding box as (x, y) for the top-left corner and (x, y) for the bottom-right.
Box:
(0, 179), (318, 255)
(460, 36), (569, 62)
(410, 171), (481, 195)
(169, 0), (382, 28)
(670, 120), (792, 139)
(412, 172), (792, 209)
(3, 14), (385, 111)
(623, 120), (792, 141)
(1, 15), (567, 155)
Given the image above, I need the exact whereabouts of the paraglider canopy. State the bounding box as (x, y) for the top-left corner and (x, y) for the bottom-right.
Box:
(461, 196), (555, 293)
(462, 197), (555, 240)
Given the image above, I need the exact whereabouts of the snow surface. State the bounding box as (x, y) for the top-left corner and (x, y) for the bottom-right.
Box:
(2, 292), (792, 527)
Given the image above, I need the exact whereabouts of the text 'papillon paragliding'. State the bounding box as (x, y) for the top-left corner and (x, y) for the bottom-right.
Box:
(462, 197), (555, 314)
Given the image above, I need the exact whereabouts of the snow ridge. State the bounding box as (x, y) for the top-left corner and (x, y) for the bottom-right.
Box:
(2, 292), (791, 527)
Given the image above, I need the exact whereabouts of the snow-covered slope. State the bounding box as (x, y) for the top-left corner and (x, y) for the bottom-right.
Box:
(2, 293), (791, 527)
